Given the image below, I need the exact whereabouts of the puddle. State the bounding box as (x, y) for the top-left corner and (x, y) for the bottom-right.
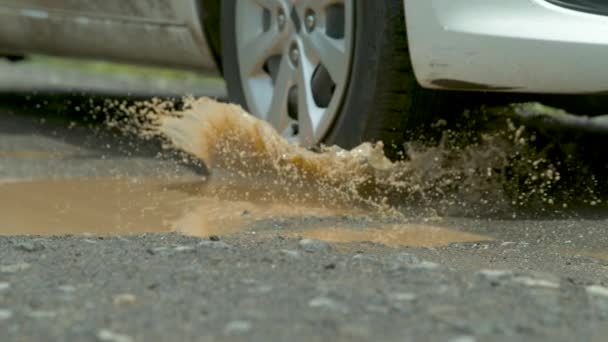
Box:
(0, 177), (492, 248)
(0, 177), (354, 237)
(0, 178), (193, 236)
(290, 224), (492, 248)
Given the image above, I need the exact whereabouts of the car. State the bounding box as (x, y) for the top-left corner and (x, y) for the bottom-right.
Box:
(1, 0), (607, 155)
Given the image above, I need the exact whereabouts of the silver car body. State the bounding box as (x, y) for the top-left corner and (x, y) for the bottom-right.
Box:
(0, 0), (217, 71)
(0, 0), (607, 93)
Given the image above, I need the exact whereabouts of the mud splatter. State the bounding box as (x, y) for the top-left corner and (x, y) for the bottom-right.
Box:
(106, 97), (603, 217)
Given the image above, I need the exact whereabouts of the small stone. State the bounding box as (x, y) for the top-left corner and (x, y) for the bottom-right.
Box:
(385, 253), (438, 270)
(410, 261), (440, 270)
(113, 293), (137, 306)
(0, 262), (31, 273)
(198, 240), (231, 249)
(0, 309), (13, 320)
(97, 329), (133, 342)
(393, 253), (421, 264)
(15, 241), (45, 252)
(0, 282), (10, 292)
(150, 246), (170, 254)
(249, 284), (273, 295)
(352, 254), (377, 262)
(308, 296), (349, 313)
(299, 239), (330, 253)
(587, 285), (608, 298)
(280, 249), (301, 259)
(223, 320), (252, 335)
(209, 235), (220, 241)
(512, 276), (560, 289)
(389, 292), (417, 302)
(58, 285), (76, 293)
(174, 245), (195, 252)
(475, 269), (513, 282)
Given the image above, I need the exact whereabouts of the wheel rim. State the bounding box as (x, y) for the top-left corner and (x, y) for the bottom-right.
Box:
(235, 0), (354, 146)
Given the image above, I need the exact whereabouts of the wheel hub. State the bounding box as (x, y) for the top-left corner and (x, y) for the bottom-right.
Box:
(235, 0), (354, 146)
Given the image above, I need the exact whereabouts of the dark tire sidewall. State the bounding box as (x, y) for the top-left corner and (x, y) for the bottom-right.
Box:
(221, 0), (249, 111)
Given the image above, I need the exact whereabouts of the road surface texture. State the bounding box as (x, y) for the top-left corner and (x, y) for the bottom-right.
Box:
(0, 58), (607, 342)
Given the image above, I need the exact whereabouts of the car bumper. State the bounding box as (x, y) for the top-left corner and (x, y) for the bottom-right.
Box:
(404, 0), (608, 94)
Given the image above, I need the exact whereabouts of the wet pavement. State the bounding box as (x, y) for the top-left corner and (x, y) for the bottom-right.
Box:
(0, 60), (607, 341)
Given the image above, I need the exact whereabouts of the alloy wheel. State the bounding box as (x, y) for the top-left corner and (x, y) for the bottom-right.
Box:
(235, 0), (354, 145)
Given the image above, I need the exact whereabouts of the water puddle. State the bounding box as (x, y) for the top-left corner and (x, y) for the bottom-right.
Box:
(0, 177), (492, 247)
(0, 177), (193, 236)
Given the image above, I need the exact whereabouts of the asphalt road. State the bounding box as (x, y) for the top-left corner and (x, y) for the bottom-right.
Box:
(0, 59), (607, 341)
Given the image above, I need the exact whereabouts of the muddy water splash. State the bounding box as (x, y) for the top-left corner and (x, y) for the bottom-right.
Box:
(124, 97), (568, 216)
(156, 98), (401, 213)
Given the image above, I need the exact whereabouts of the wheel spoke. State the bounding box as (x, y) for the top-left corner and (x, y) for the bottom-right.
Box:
(301, 31), (347, 84)
(239, 30), (285, 76)
(266, 55), (294, 130)
(296, 58), (320, 144)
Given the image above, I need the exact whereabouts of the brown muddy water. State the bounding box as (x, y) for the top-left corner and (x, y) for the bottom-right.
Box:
(0, 176), (491, 247)
(0, 97), (603, 248)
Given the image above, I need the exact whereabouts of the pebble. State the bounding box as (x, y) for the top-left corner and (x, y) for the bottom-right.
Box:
(198, 240), (232, 249)
(512, 276), (560, 289)
(410, 261), (440, 270)
(352, 254), (377, 263)
(96, 329), (134, 342)
(586, 285), (608, 298)
(223, 320), (252, 335)
(58, 285), (77, 293)
(173, 245), (195, 253)
(389, 292), (417, 302)
(393, 253), (421, 265)
(249, 284), (273, 295)
(475, 269), (513, 282)
(0, 262), (31, 273)
(385, 253), (441, 271)
(0, 282), (10, 292)
(15, 241), (45, 252)
(308, 296), (349, 313)
(113, 293), (137, 306)
(299, 239), (330, 253)
(0, 309), (13, 320)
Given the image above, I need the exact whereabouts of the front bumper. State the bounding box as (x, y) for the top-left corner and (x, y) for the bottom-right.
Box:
(404, 0), (608, 94)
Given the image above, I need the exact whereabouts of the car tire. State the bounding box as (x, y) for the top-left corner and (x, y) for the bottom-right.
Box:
(221, 0), (459, 157)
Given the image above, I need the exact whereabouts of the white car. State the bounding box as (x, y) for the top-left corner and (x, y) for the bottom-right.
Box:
(1, 0), (607, 152)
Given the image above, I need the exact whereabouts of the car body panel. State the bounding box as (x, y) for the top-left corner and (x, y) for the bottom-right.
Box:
(404, 0), (608, 94)
(0, 0), (217, 71)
